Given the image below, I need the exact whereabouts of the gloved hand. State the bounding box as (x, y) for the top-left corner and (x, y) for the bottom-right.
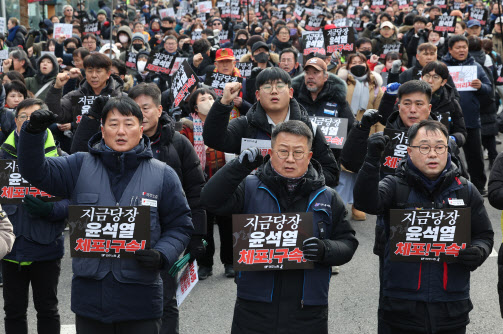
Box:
(416, 29), (425, 37)
(187, 235), (206, 261)
(135, 249), (165, 270)
(26, 109), (57, 134)
(390, 59), (402, 74)
(457, 246), (484, 271)
(386, 82), (401, 95)
(238, 147), (264, 170)
(366, 133), (389, 162)
(88, 96), (110, 120)
(302, 237), (326, 262)
(360, 109), (382, 129)
(23, 195), (54, 217)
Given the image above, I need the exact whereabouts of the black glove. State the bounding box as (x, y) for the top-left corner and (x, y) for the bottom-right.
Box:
(135, 249), (165, 270)
(26, 109), (57, 134)
(238, 147), (264, 170)
(366, 133), (389, 162)
(360, 109), (382, 130)
(367, 22), (376, 31)
(187, 235), (206, 261)
(23, 195), (54, 218)
(417, 29), (425, 37)
(88, 96), (110, 120)
(302, 237), (326, 262)
(457, 246), (484, 271)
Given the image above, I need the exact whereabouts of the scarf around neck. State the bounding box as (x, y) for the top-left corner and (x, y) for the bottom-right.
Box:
(8, 25), (20, 42)
(350, 73), (370, 115)
(191, 113), (206, 169)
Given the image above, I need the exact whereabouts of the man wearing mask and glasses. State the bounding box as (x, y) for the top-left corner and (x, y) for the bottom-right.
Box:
(200, 120), (358, 334)
(203, 67), (340, 186)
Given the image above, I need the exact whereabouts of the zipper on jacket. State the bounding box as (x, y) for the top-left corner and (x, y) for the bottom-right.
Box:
(301, 271), (306, 308)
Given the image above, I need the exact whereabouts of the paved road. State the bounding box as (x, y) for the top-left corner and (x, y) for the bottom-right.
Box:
(1, 168), (503, 333)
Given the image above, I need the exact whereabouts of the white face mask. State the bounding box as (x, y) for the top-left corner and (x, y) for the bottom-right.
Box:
(119, 35), (129, 43)
(197, 99), (214, 115)
(137, 60), (147, 73)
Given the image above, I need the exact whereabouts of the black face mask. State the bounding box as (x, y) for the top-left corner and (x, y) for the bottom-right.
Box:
(66, 47), (76, 54)
(360, 50), (372, 59)
(237, 38), (247, 46)
(254, 52), (269, 63)
(133, 44), (143, 51)
(350, 64), (367, 77)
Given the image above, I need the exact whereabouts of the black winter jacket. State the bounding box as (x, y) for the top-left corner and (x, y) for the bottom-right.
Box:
(200, 157), (357, 334)
(202, 97), (340, 186)
(71, 112), (206, 235)
(45, 76), (124, 130)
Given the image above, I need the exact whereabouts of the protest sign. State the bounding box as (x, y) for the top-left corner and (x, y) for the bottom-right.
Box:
(232, 48), (248, 61)
(389, 208), (471, 262)
(191, 29), (203, 43)
(305, 15), (324, 31)
(448, 66), (477, 92)
(198, 1), (213, 13)
(71, 95), (105, 123)
(302, 30), (325, 55)
(233, 212), (315, 271)
(347, 6), (357, 19)
(125, 52), (137, 70)
(469, 7), (487, 26)
(83, 21), (99, 35)
(324, 26), (355, 54)
(219, 30), (230, 45)
(352, 17), (364, 32)
(0, 17), (5, 35)
(54, 23), (73, 39)
(271, 10), (285, 20)
(170, 60), (199, 107)
(380, 128), (409, 173)
(146, 50), (176, 75)
(0, 160), (59, 204)
(379, 42), (402, 59)
(349, 0), (361, 7)
(294, 6), (305, 21)
(310, 117), (348, 149)
(434, 14), (456, 33)
(240, 138), (272, 156)
(176, 260), (199, 306)
(158, 8), (171, 19)
(235, 62), (253, 78)
(69, 206), (150, 259)
(0, 49), (9, 74)
(371, 0), (386, 11)
(433, 0), (447, 9)
(204, 72), (243, 96)
(170, 57), (187, 76)
(398, 0), (408, 9)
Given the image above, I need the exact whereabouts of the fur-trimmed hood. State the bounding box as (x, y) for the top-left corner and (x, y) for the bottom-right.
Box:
(336, 67), (383, 88)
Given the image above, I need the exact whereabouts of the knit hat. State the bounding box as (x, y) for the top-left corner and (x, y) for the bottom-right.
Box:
(132, 32), (146, 43)
(97, 9), (107, 16)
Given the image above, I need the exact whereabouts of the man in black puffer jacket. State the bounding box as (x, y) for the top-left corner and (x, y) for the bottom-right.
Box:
(203, 67), (340, 186)
(70, 84), (206, 334)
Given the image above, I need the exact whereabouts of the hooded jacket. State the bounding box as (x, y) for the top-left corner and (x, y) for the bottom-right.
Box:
(17, 129), (193, 322)
(442, 52), (492, 128)
(25, 53), (59, 100)
(292, 72), (355, 126)
(45, 75), (124, 130)
(200, 156), (357, 333)
(203, 97), (340, 186)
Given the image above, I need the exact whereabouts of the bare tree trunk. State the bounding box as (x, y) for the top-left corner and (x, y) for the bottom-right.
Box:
(20, 0), (29, 28)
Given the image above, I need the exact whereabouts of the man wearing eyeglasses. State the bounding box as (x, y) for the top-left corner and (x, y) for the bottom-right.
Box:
(203, 67), (340, 187)
(354, 119), (493, 334)
(60, 5), (74, 24)
(201, 120), (358, 334)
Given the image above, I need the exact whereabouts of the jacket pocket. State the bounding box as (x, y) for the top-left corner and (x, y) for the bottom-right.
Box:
(76, 192), (99, 204)
(313, 209), (331, 239)
(119, 257), (160, 284)
(72, 257), (102, 279)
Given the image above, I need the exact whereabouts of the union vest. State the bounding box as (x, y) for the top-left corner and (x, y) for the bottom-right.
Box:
(236, 175), (335, 306)
(70, 153), (166, 284)
(1, 130), (63, 253)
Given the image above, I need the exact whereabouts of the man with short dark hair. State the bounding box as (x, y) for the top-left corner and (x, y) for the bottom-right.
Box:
(17, 97), (193, 333)
(203, 67), (340, 186)
(201, 120), (358, 334)
(354, 120), (493, 333)
(82, 34), (98, 52)
(250, 41), (275, 69)
(442, 35), (492, 195)
(45, 53), (124, 134)
(279, 48), (302, 78)
(190, 38), (213, 76)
